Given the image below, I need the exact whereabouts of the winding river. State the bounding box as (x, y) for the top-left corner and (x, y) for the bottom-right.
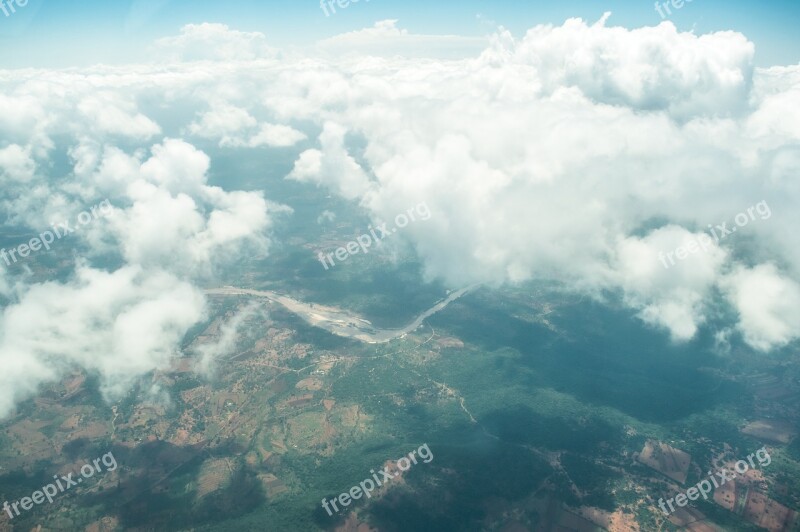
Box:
(206, 286), (473, 344)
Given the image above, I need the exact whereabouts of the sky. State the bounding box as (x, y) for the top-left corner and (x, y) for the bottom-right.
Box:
(1, 0), (799, 68)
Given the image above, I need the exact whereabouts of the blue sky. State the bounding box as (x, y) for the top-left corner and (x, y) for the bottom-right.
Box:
(1, 0), (798, 67)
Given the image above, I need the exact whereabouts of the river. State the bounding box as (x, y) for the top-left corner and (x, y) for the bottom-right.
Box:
(205, 286), (473, 343)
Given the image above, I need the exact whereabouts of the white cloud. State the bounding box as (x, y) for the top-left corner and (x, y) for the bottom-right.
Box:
(288, 122), (373, 201)
(615, 227), (727, 340)
(247, 123), (307, 148)
(187, 102), (306, 147)
(722, 264), (800, 351)
(0, 144), (35, 183)
(153, 23), (277, 62)
(193, 302), (263, 377)
(317, 19), (487, 59)
(317, 210), (336, 224)
(103, 139), (284, 274)
(487, 14), (754, 120)
(0, 265), (206, 416)
(187, 102), (258, 145)
(0, 14), (799, 418)
(78, 92), (161, 139)
(282, 17), (799, 349)
(0, 135), (284, 418)
(0, 61), (291, 418)
(139, 138), (210, 194)
(0, 92), (48, 143)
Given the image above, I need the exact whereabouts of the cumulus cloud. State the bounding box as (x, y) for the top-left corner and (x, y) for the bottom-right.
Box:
(0, 92), (48, 142)
(187, 102), (258, 145)
(722, 264), (800, 351)
(615, 227), (728, 341)
(0, 52), (291, 418)
(284, 17), (799, 349)
(153, 23), (277, 62)
(0, 265), (206, 416)
(0, 135), (283, 417)
(486, 14), (755, 120)
(95, 138), (287, 275)
(187, 102), (306, 147)
(288, 122), (373, 201)
(0, 144), (35, 183)
(138, 138), (210, 194)
(247, 123), (307, 148)
(78, 92), (161, 139)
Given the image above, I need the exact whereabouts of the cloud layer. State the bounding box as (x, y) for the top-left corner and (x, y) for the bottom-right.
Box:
(0, 15), (799, 416)
(282, 16), (800, 352)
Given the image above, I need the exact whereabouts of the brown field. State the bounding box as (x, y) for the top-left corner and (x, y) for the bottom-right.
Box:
(637, 440), (691, 484)
(334, 512), (378, 532)
(70, 421), (109, 440)
(59, 413), (81, 431)
(286, 412), (328, 445)
(296, 377), (324, 391)
(748, 374), (799, 402)
(741, 419), (797, 444)
(125, 404), (166, 429)
(712, 474), (799, 532)
(713, 476), (738, 511)
(180, 385), (210, 406)
(578, 506), (639, 531)
(63, 373), (86, 396)
(169, 428), (203, 446)
(196, 458), (233, 499)
(258, 472), (289, 498)
(6, 419), (54, 465)
(337, 405), (366, 427)
(169, 357), (194, 373)
(285, 393), (315, 408)
(270, 438), (288, 453)
(85, 516), (119, 532)
(743, 491), (798, 532)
